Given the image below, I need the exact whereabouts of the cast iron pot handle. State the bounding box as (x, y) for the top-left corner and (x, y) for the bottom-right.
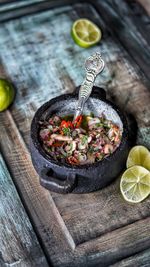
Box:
(73, 86), (106, 99)
(40, 168), (76, 194)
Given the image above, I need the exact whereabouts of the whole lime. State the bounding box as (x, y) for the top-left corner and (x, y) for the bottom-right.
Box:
(0, 79), (15, 111)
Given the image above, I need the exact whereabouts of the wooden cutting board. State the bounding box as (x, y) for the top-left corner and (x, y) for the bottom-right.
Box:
(0, 1), (150, 266)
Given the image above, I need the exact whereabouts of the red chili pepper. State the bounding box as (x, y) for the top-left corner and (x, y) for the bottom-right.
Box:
(61, 120), (73, 129)
(67, 121), (73, 128)
(61, 120), (68, 128)
(73, 115), (83, 128)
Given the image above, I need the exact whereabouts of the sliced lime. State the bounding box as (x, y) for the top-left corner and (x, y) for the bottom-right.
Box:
(120, 166), (150, 203)
(127, 145), (150, 171)
(71, 19), (102, 48)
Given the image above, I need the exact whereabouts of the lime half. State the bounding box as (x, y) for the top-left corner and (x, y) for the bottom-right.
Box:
(127, 145), (150, 171)
(120, 166), (150, 203)
(0, 79), (15, 111)
(71, 19), (102, 48)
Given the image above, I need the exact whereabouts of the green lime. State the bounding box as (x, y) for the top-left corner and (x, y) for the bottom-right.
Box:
(0, 79), (15, 111)
(71, 19), (102, 48)
(120, 166), (150, 203)
(127, 145), (150, 171)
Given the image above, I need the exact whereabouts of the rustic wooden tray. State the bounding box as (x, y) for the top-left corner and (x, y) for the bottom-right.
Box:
(0, 1), (150, 266)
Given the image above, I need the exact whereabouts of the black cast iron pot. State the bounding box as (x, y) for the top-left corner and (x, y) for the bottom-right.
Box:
(30, 86), (130, 194)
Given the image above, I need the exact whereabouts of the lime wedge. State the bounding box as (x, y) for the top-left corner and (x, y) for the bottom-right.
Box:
(127, 145), (150, 171)
(0, 79), (15, 111)
(71, 19), (102, 48)
(120, 166), (150, 203)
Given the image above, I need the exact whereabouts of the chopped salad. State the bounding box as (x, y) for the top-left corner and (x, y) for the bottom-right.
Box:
(39, 114), (122, 165)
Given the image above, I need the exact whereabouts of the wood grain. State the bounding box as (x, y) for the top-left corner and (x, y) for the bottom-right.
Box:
(74, 217), (150, 267)
(0, 2), (149, 147)
(126, 0), (150, 43)
(106, 59), (150, 149)
(52, 174), (150, 245)
(0, 0), (43, 12)
(95, 0), (150, 82)
(0, 2), (149, 267)
(0, 111), (75, 266)
(110, 248), (150, 267)
(1, 111), (150, 267)
(0, 0), (80, 22)
(137, 0), (150, 15)
(0, 153), (49, 267)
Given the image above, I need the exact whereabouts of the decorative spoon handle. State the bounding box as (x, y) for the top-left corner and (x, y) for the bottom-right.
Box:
(73, 52), (105, 120)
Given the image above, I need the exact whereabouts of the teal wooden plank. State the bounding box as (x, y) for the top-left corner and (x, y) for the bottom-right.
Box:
(111, 248), (150, 267)
(0, 0), (44, 12)
(0, 0), (77, 22)
(0, 4), (110, 102)
(0, 153), (49, 267)
(95, 0), (150, 82)
(0, 3), (149, 148)
(0, 3), (111, 145)
(0, 2), (149, 266)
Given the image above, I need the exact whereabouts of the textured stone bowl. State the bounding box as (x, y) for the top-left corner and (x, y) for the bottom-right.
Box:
(30, 86), (130, 194)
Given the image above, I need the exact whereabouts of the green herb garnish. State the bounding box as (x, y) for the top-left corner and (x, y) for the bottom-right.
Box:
(62, 127), (71, 136)
(103, 124), (110, 129)
(96, 123), (103, 127)
(90, 112), (94, 117)
(82, 135), (88, 145)
(88, 146), (95, 153)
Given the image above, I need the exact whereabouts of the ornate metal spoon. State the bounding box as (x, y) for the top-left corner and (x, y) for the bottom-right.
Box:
(73, 52), (105, 121)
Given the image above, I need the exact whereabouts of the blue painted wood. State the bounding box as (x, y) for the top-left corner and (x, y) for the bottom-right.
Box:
(111, 248), (150, 267)
(0, 0), (79, 22)
(0, 153), (49, 267)
(0, 0), (44, 12)
(95, 0), (150, 82)
(0, 1), (149, 149)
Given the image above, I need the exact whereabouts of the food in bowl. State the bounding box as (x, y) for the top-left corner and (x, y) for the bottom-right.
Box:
(31, 86), (129, 193)
(39, 114), (122, 165)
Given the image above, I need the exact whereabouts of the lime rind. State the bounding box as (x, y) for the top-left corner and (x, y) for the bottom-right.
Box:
(143, 153), (150, 171)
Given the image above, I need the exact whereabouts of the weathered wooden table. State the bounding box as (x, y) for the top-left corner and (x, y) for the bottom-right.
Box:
(0, 1), (150, 266)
